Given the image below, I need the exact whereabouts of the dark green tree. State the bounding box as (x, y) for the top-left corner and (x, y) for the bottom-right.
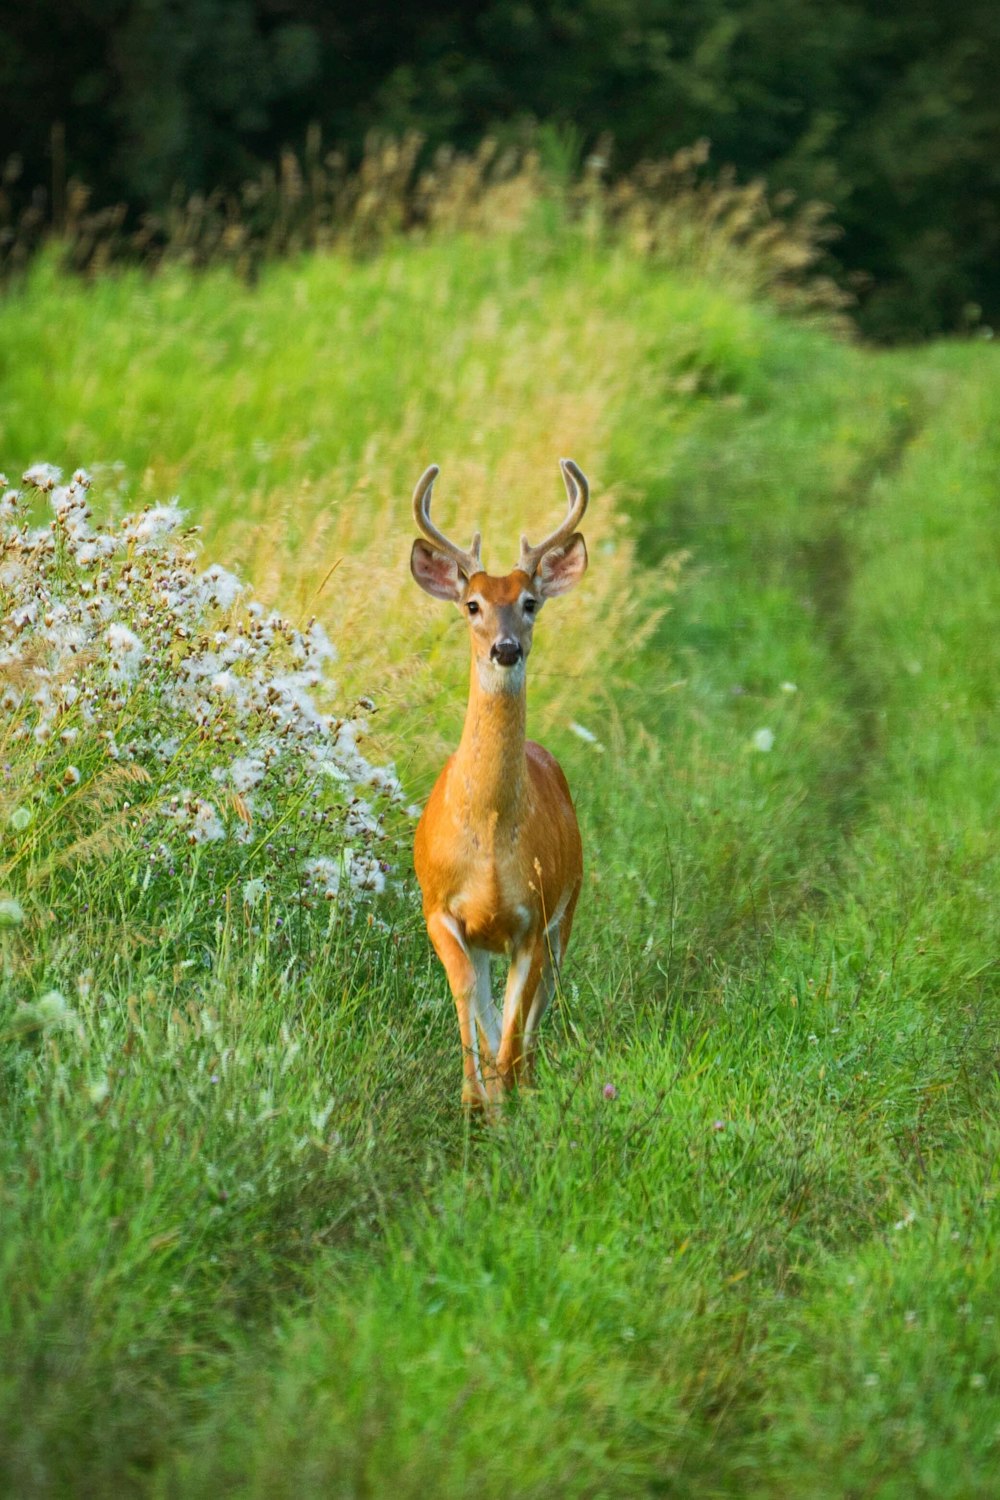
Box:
(2, 0), (998, 336)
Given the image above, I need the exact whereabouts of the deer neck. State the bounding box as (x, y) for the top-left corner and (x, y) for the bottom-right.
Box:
(452, 655), (528, 827)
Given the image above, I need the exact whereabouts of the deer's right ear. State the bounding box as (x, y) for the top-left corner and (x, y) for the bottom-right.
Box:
(411, 539), (466, 602)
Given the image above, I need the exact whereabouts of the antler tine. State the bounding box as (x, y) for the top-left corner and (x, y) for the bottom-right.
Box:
(518, 458), (590, 576)
(412, 465), (482, 578)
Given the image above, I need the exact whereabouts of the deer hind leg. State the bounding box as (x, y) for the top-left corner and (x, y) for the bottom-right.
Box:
(426, 912), (489, 1110)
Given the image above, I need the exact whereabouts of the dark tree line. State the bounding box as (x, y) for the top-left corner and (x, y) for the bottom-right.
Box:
(3, 0), (999, 338)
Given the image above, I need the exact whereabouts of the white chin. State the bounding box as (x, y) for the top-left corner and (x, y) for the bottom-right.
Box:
(478, 659), (526, 694)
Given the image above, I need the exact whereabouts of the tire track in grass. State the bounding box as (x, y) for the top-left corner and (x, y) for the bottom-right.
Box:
(794, 386), (932, 824)
(616, 353), (936, 997)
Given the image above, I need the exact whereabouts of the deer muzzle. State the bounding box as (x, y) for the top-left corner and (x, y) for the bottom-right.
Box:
(490, 638), (523, 667)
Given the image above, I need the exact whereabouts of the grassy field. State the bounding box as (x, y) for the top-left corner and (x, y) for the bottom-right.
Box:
(1, 214), (998, 1497)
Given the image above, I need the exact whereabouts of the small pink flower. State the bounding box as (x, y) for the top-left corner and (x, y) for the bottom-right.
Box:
(713, 1119), (726, 1131)
(603, 1082), (618, 1100)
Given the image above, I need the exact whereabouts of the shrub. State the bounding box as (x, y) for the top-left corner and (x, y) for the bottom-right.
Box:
(0, 463), (404, 970)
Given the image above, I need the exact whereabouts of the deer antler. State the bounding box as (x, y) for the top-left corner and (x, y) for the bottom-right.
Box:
(412, 465), (483, 578)
(518, 458), (589, 577)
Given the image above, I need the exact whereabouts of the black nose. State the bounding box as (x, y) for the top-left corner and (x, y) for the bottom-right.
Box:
(491, 639), (522, 667)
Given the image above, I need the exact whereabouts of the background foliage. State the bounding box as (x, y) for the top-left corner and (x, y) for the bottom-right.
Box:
(3, 0), (1000, 338)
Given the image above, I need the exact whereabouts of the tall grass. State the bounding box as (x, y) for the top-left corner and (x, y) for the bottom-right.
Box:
(2, 131), (850, 323)
(1, 200), (998, 1495)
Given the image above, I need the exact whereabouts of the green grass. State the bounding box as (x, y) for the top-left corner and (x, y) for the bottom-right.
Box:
(1, 223), (998, 1495)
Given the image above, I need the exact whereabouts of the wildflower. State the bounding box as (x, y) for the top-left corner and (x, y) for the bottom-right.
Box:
(190, 800), (225, 843)
(0, 898), (25, 928)
(105, 622), (145, 683)
(2, 463), (402, 911)
(129, 503), (185, 544)
(603, 1082), (618, 1100)
(198, 564), (243, 610)
(306, 619), (336, 664)
(345, 799), (379, 837)
(712, 1119), (726, 1131)
(366, 764), (401, 796)
(751, 727), (775, 752)
(346, 850), (386, 894)
(242, 878), (266, 908)
(22, 462), (62, 491)
(304, 855), (341, 897)
(230, 756), (265, 792)
(11, 603), (38, 630)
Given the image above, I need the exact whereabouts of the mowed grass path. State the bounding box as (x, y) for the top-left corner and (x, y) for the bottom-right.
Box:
(1, 233), (998, 1496)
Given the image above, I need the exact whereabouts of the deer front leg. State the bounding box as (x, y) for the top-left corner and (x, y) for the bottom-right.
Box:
(426, 912), (488, 1111)
(471, 947), (502, 1092)
(522, 884), (578, 1084)
(493, 938), (545, 1095)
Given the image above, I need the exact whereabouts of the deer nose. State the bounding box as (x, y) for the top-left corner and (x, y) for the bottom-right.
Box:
(490, 638), (522, 667)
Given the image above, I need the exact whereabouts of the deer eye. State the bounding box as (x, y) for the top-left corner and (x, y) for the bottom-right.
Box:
(467, 600), (480, 616)
(523, 597), (537, 615)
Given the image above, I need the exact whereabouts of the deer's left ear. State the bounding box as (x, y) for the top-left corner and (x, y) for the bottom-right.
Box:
(535, 533), (588, 599)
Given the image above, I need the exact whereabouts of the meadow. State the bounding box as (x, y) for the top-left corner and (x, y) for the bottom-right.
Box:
(1, 198), (998, 1496)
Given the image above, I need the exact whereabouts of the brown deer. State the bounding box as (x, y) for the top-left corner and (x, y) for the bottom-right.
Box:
(410, 458), (588, 1111)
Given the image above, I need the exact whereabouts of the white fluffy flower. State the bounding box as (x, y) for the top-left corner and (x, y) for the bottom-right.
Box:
(22, 462), (62, 491)
(210, 670), (241, 698)
(303, 855), (341, 897)
(229, 756), (266, 792)
(346, 850), (386, 895)
(129, 503), (185, 543)
(190, 799), (225, 843)
(105, 622), (145, 683)
(306, 618), (336, 664)
(3, 463), (403, 904)
(198, 564), (243, 610)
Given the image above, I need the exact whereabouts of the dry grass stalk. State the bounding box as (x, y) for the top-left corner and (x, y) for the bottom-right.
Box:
(1, 131), (851, 323)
